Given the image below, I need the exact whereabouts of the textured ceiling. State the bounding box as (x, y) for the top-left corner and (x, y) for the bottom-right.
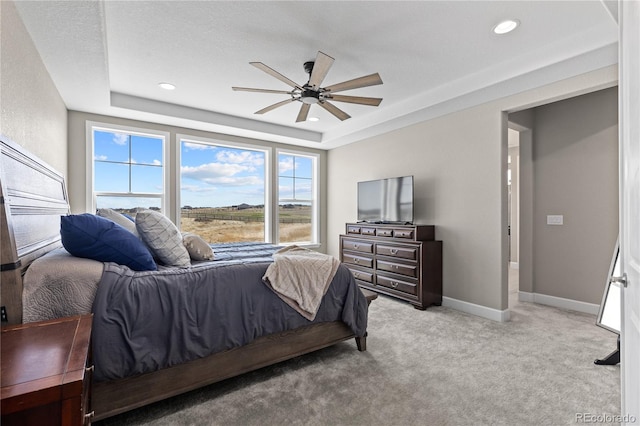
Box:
(14, 1), (618, 149)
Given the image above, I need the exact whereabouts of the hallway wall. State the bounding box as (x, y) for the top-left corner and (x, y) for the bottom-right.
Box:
(515, 87), (618, 306)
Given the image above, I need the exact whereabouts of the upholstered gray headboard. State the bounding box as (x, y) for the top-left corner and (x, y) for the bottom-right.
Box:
(1, 135), (69, 324)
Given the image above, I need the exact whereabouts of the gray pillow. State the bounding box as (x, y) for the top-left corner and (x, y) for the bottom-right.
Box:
(135, 210), (191, 267)
(182, 233), (214, 261)
(96, 208), (138, 236)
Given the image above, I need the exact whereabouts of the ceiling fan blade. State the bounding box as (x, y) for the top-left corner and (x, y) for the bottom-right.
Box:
(308, 51), (334, 89)
(255, 98), (296, 115)
(296, 103), (311, 123)
(250, 62), (302, 90)
(327, 94), (382, 106)
(232, 87), (294, 95)
(323, 73), (383, 94)
(318, 100), (351, 121)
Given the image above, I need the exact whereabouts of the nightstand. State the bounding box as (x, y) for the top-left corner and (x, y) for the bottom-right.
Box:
(1, 315), (93, 426)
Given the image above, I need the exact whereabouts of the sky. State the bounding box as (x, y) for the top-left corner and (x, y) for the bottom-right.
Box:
(94, 130), (313, 210)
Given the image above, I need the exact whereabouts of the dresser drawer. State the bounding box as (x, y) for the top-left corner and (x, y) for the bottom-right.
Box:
(377, 275), (417, 296)
(376, 244), (417, 260)
(376, 259), (417, 278)
(361, 227), (376, 236)
(342, 239), (373, 254)
(376, 228), (393, 237)
(343, 253), (374, 268)
(348, 268), (374, 283)
(347, 225), (361, 234)
(393, 228), (414, 239)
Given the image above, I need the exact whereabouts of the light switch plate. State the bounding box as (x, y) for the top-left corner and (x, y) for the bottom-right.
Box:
(547, 215), (564, 225)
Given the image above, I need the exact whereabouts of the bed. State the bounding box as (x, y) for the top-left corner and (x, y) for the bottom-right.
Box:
(0, 135), (375, 421)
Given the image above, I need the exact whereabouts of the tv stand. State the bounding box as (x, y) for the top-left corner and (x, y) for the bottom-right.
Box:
(339, 223), (442, 310)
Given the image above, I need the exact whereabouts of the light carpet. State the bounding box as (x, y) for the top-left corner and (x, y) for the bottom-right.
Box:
(95, 294), (620, 426)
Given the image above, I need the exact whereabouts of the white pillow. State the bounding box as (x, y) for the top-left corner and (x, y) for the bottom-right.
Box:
(135, 210), (191, 267)
(182, 233), (214, 261)
(96, 208), (138, 236)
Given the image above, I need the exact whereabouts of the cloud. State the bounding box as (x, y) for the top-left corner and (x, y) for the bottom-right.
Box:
(279, 156), (294, 174)
(182, 142), (214, 151)
(180, 184), (217, 193)
(181, 162), (263, 186)
(94, 154), (108, 161)
(216, 150), (264, 167)
(152, 159), (161, 166)
(112, 133), (128, 145)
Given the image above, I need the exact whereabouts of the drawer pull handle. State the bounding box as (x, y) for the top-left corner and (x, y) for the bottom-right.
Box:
(353, 272), (360, 278)
(390, 249), (398, 255)
(391, 282), (399, 289)
(354, 258), (359, 263)
(393, 265), (399, 269)
(86, 365), (94, 373)
(354, 244), (359, 249)
(85, 411), (95, 420)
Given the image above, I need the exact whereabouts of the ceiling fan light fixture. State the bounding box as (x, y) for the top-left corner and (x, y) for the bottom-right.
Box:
(493, 19), (520, 35)
(308, 117), (319, 122)
(301, 87), (320, 104)
(158, 82), (176, 90)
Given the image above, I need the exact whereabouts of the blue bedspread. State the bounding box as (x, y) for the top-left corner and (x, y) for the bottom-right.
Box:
(91, 242), (368, 382)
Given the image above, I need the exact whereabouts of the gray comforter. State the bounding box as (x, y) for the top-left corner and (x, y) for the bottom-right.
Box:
(92, 243), (368, 382)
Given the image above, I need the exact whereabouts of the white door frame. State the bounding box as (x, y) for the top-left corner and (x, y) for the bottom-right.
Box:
(618, 0), (639, 422)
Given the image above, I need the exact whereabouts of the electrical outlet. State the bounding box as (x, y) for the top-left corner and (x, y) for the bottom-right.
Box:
(1, 306), (7, 322)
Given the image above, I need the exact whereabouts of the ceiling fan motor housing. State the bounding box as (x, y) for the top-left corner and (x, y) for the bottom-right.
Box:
(301, 61), (321, 104)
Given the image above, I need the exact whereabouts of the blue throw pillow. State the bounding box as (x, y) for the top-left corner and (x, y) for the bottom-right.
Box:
(61, 214), (157, 271)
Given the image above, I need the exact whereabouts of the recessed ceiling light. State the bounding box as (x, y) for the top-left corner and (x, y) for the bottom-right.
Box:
(493, 19), (520, 35)
(158, 82), (176, 90)
(308, 117), (319, 122)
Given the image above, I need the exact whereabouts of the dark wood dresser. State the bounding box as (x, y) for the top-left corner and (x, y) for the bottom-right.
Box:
(339, 223), (442, 310)
(1, 315), (93, 426)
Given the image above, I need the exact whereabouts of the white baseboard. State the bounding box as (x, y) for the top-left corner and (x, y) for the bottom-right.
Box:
(518, 291), (535, 303)
(518, 291), (599, 315)
(442, 296), (511, 322)
(509, 262), (519, 269)
(442, 291), (599, 323)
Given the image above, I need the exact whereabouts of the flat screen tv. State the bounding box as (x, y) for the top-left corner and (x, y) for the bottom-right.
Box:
(357, 175), (414, 224)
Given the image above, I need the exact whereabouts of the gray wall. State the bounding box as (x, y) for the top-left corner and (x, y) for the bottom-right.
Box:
(0, 1), (67, 175)
(529, 88), (618, 305)
(327, 66), (617, 314)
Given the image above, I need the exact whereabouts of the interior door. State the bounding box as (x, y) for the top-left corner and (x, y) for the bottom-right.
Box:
(619, 0), (640, 422)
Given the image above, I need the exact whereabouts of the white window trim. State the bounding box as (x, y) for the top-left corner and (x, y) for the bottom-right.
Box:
(275, 148), (320, 246)
(86, 121), (170, 214)
(177, 133), (272, 242)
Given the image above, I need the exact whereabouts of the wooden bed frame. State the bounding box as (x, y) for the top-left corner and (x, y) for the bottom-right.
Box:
(0, 135), (376, 421)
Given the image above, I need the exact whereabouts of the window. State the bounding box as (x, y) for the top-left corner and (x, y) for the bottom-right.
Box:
(87, 125), (320, 245)
(179, 137), (269, 243)
(277, 151), (318, 244)
(89, 123), (168, 215)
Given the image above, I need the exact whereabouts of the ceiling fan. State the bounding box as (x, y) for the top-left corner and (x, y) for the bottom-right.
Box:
(232, 51), (383, 123)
